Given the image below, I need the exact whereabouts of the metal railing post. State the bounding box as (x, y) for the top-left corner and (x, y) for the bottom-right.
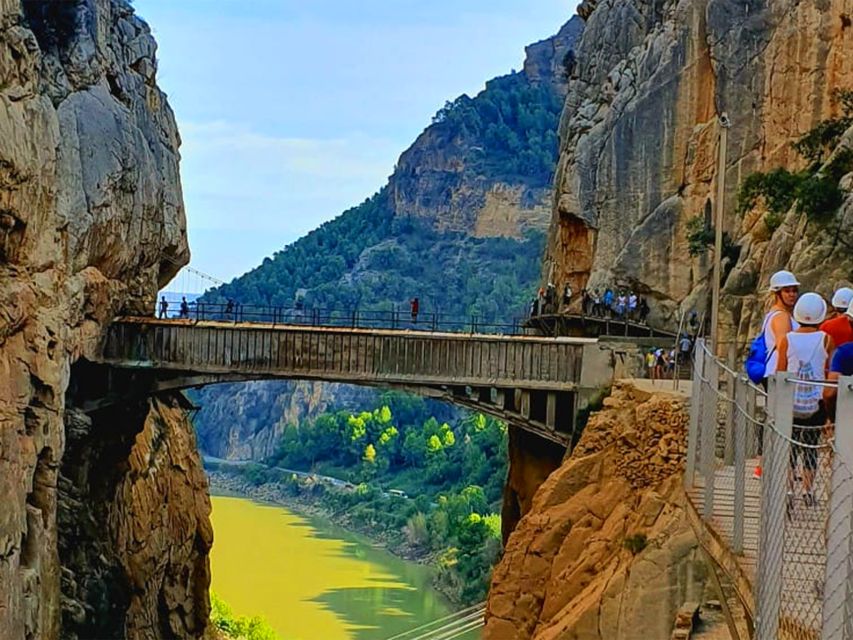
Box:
(702, 356), (719, 521)
(755, 373), (794, 640)
(685, 339), (705, 489)
(822, 375), (853, 639)
(733, 374), (746, 554)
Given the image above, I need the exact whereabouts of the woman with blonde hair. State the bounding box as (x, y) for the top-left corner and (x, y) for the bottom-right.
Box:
(754, 270), (801, 478)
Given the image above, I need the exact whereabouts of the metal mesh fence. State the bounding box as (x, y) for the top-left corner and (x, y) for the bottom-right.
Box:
(685, 339), (853, 640)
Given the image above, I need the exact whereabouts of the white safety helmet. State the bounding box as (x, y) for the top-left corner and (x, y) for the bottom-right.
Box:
(831, 287), (853, 310)
(793, 293), (827, 326)
(768, 270), (801, 292)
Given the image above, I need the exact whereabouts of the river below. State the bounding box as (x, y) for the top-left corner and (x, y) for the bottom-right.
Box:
(209, 494), (480, 640)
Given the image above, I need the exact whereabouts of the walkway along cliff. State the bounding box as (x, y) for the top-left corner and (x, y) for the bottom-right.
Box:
(0, 1), (211, 638)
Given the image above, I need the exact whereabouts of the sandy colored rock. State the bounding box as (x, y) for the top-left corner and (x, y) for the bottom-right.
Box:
(484, 383), (716, 640)
(543, 0), (853, 344)
(0, 0), (205, 637)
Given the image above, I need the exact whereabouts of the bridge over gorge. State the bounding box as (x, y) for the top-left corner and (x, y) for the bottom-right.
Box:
(683, 340), (853, 640)
(81, 314), (645, 447)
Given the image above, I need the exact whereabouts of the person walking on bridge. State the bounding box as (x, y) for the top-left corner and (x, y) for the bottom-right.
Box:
(410, 297), (419, 324)
(180, 296), (190, 319)
(158, 296), (168, 319)
(562, 283), (573, 313)
(753, 270), (801, 479)
(777, 293), (834, 508)
(820, 287), (853, 347)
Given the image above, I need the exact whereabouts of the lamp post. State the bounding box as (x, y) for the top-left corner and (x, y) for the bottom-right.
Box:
(710, 112), (731, 355)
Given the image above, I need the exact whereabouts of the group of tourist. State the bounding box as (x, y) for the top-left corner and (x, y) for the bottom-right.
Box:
(645, 333), (695, 382)
(750, 270), (853, 506)
(528, 282), (651, 324)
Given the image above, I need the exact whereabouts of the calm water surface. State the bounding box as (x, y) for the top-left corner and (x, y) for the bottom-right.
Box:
(210, 495), (480, 640)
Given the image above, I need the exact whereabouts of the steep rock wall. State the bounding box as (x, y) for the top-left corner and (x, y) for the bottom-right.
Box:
(485, 383), (713, 639)
(0, 0), (204, 637)
(545, 0), (853, 340)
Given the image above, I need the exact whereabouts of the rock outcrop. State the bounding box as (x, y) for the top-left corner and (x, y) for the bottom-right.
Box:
(544, 0), (853, 341)
(0, 0), (207, 637)
(485, 383), (714, 639)
(195, 17), (585, 463)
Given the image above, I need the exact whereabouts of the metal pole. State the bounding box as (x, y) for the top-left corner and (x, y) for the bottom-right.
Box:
(673, 309), (686, 391)
(710, 113), (731, 355)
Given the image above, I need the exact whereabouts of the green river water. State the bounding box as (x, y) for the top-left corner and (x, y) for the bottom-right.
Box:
(209, 495), (480, 640)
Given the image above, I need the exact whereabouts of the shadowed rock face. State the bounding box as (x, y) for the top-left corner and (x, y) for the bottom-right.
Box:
(0, 0), (205, 637)
(544, 0), (853, 342)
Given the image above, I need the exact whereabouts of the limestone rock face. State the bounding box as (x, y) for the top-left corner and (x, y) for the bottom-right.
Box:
(545, 0), (853, 341)
(0, 0), (200, 637)
(485, 383), (713, 640)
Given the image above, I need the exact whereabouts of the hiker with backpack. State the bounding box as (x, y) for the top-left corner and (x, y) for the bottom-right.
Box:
(776, 293), (835, 507)
(745, 270), (801, 479)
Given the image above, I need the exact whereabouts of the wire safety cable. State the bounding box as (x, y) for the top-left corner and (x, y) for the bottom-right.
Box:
(383, 603), (486, 640)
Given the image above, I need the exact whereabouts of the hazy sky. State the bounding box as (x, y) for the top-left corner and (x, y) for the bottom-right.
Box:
(135, 1), (579, 289)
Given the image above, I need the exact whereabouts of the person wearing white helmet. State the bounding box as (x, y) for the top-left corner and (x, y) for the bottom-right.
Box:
(777, 293), (835, 507)
(753, 270), (801, 479)
(820, 286), (853, 347)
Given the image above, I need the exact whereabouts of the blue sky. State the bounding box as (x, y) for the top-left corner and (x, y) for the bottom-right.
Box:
(135, 0), (578, 289)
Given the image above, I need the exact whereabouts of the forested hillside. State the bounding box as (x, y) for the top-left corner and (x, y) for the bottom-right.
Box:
(194, 17), (582, 462)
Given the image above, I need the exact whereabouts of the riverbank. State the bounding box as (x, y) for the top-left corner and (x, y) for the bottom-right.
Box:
(207, 470), (432, 564)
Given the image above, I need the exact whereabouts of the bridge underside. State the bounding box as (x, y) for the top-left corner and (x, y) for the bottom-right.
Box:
(70, 361), (580, 447)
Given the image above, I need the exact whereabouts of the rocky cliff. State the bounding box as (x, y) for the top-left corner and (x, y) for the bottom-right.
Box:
(0, 1), (208, 637)
(485, 383), (718, 639)
(545, 0), (853, 341)
(196, 17), (583, 463)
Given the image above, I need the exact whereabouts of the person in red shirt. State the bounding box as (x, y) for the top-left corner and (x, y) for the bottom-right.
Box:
(820, 288), (853, 347)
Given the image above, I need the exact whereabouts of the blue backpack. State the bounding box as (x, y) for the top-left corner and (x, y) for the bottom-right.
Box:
(745, 312), (777, 384)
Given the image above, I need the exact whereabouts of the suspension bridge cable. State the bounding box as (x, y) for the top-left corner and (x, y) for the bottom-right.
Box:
(383, 603), (485, 640)
(404, 608), (486, 640)
(414, 615), (485, 640)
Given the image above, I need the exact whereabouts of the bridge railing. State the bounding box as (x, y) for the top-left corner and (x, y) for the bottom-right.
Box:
(158, 302), (527, 335)
(686, 339), (853, 640)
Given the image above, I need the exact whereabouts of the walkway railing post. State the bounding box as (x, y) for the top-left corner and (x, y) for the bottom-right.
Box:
(732, 373), (746, 554)
(685, 339), (705, 489)
(701, 355), (718, 522)
(822, 375), (853, 640)
(755, 373), (793, 640)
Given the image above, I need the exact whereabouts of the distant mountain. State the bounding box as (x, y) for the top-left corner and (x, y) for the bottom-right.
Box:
(193, 16), (583, 461)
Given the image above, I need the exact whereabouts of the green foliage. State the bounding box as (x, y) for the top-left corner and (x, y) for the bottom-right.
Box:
(684, 218), (740, 266)
(791, 90), (853, 164)
(210, 591), (280, 640)
(737, 89), (853, 227)
(430, 72), (564, 186)
(623, 533), (648, 555)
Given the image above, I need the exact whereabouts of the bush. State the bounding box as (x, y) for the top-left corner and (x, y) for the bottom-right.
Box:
(795, 175), (844, 219)
(623, 533), (648, 555)
(210, 591), (279, 640)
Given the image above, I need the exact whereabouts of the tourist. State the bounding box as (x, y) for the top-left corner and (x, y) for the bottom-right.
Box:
(688, 310), (699, 335)
(825, 318), (853, 416)
(827, 287), (853, 320)
(603, 288), (614, 317)
(777, 293), (834, 507)
(679, 334), (693, 366)
(592, 289), (602, 317)
(180, 296), (190, 319)
(820, 289), (853, 347)
(410, 297), (419, 323)
(628, 291), (638, 320)
(581, 288), (591, 316)
(562, 282), (573, 313)
(752, 270), (801, 479)
(158, 296), (168, 319)
(654, 347), (667, 381)
(638, 297), (650, 324)
(646, 349), (656, 380)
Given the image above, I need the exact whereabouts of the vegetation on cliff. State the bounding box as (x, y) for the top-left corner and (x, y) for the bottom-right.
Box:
(209, 392), (508, 605)
(737, 90), (853, 231)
